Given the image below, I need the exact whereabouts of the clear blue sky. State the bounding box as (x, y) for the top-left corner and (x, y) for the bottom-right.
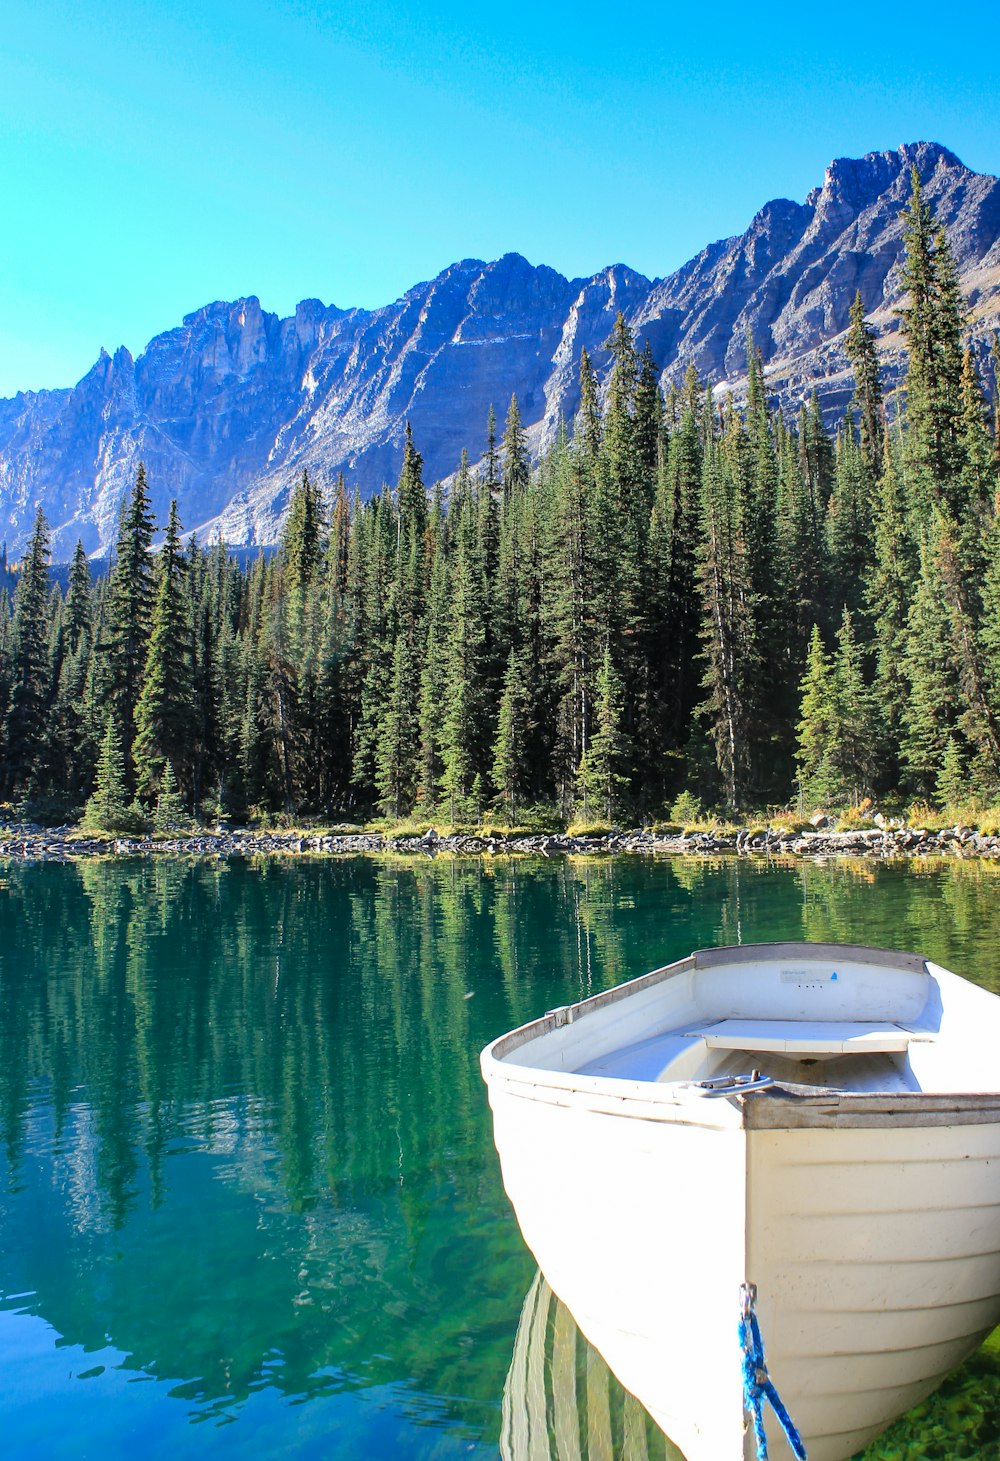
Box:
(1, 0), (997, 399)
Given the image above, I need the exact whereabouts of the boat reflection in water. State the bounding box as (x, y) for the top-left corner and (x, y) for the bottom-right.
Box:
(502, 1272), (686, 1461)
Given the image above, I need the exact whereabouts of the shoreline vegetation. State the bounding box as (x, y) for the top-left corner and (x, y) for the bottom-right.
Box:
(3, 171), (1000, 836)
(5, 807), (1000, 862)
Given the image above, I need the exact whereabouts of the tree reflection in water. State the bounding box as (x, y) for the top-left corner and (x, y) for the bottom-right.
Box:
(1, 854), (1000, 1456)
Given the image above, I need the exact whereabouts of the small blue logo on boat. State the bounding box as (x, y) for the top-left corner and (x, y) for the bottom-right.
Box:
(831, 971), (838, 980)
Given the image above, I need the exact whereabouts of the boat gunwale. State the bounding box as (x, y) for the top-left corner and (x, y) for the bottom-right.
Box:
(483, 941), (925, 1064)
(481, 941), (1000, 1130)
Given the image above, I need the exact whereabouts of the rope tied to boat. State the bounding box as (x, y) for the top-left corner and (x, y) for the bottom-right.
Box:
(738, 1282), (807, 1461)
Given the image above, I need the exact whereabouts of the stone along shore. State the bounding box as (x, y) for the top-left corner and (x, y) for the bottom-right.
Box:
(0, 823), (998, 861)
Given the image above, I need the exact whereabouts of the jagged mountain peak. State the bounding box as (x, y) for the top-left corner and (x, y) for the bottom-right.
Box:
(811, 140), (963, 203)
(1, 141), (999, 558)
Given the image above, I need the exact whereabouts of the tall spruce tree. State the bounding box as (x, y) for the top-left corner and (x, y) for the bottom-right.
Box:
(775, 412), (826, 658)
(576, 645), (628, 822)
(501, 396), (530, 503)
(898, 169), (966, 525)
(4, 509), (52, 796)
(133, 501), (195, 799)
(799, 391), (835, 522)
(844, 291), (884, 478)
(64, 541), (93, 655)
(866, 429), (915, 772)
(794, 626), (840, 809)
(374, 631), (417, 818)
(106, 463), (156, 767)
(577, 348), (602, 463)
(417, 544), (449, 807)
(492, 648), (529, 822)
(959, 347), (996, 536)
(902, 529), (963, 795)
(543, 438), (597, 811)
(829, 609), (878, 805)
(698, 426), (760, 808)
(826, 415), (873, 621)
(83, 718), (134, 831)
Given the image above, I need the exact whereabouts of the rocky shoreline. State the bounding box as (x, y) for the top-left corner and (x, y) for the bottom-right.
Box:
(0, 822), (998, 863)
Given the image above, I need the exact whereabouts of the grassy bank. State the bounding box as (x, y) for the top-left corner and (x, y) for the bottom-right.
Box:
(6, 797), (1000, 843)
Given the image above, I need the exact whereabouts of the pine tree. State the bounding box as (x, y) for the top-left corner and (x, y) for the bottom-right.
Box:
(438, 489), (489, 819)
(417, 546), (449, 806)
(370, 424), (426, 812)
(240, 633), (272, 810)
(991, 333), (1000, 476)
(936, 735), (969, 811)
(799, 391), (835, 522)
(775, 412), (826, 658)
(933, 507), (1000, 782)
(492, 649), (528, 822)
(698, 424), (761, 808)
(281, 468), (326, 653)
(902, 530), (962, 795)
(4, 509), (52, 797)
(153, 761), (187, 831)
(978, 506), (1000, 776)
(543, 438), (597, 812)
(744, 338), (780, 598)
(844, 291), (884, 478)
(0, 589), (9, 772)
(64, 541), (92, 655)
(482, 404), (502, 501)
(282, 469), (325, 596)
(375, 631), (417, 818)
(650, 367), (705, 762)
(794, 626), (840, 809)
(576, 348), (602, 462)
(576, 645), (628, 822)
(396, 421), (428, 618)
(866, 430), (915, 772)
(106, 463), (156, 764)
(958, 347), (995, 537)
(352, 483), (398, 802)
(633, 340), (664, 481)
(133, 501), (195, 799)
(829, 609), (878, 804)
(826, 415), (873, 620)
(742, 340), (794, 791)
(83, 719), (135, 831)
(502, 395), (530, 503)
(898, 169), (966, 525)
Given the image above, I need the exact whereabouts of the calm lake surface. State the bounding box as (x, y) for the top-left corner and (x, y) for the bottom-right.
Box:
(2, 854), (1000, 1460)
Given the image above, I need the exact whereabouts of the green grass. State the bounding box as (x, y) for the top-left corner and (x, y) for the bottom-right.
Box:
(26, 796), (1000, 848)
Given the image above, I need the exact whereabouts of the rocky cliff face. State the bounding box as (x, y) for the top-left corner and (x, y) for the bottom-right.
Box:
(2, 141), (998, 558)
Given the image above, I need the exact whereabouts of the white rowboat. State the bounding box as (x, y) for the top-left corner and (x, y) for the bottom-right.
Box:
(481, 942), (1000, 1460)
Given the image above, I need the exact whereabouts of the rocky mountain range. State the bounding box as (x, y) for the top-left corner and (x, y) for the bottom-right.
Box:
(2, 140), (999, 559)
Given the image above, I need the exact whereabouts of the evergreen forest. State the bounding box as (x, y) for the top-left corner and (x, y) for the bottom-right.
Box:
(3, 170), (1000, 831)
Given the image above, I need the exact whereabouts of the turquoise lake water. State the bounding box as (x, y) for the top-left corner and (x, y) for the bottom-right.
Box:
(1, 854), (999, 1459)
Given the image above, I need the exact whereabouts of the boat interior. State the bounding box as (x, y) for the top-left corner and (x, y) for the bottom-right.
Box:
(503, 945), (1000, 1097)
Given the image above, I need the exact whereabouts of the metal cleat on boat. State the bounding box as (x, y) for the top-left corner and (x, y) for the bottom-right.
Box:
(695, 1071), (775, 1096)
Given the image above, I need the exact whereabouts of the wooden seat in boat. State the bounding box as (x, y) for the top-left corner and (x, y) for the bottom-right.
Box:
(698, 1019), (922, 1055)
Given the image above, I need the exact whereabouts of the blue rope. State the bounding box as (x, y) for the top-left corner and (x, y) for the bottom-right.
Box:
(738, 1285), (807, 1461)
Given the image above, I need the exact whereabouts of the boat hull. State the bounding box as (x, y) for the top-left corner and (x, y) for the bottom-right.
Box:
(486, 1068), (1000, 1461)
